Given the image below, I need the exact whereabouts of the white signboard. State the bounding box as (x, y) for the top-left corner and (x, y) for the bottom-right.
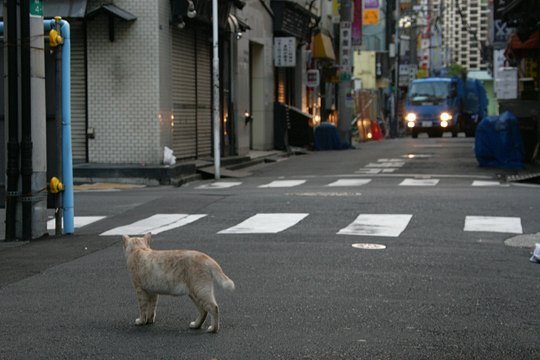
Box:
(274, 37), (296, 67)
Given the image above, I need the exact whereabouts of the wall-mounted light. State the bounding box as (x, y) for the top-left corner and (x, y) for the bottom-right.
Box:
(187, 0), (197, 18)
(236, 32), (243, 40)
(244, 111), (252, 126)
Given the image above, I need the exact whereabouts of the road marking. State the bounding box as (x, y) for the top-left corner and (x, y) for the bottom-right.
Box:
(399, 178), (440, 186)
(327, 179), (372, 187)
(287, 192), (362, 197)
(196, 181), (242, 189)
(351, 243), (386, 250)
(471, 180), (509, 187)
(47, 216), (106, 230)
(258, 180), (306, 188)
(464, 216), (523, 234)
(402, 154), (433, 159)
(100, 214), (206, 236)
(338, 214), (413, 237)
(355, 168), (382, 174)
(218, 213), (309, 234)
(366, 162), (405, 168)
(378, 158), (404, 162)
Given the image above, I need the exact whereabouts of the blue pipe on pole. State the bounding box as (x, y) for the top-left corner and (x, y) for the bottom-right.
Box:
(45, 19), (74, 234)
(1, 19), (75, 234)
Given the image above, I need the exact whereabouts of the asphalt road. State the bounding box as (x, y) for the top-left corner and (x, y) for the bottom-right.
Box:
(1, 136), (539, 359)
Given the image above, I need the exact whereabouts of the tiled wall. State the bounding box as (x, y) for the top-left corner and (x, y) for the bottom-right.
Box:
(86, 0), (161, 164)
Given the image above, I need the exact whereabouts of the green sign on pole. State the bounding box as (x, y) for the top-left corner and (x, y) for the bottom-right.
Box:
(30, 0), (43, 16)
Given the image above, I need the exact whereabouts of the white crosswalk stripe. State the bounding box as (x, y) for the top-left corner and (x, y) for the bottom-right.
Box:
(327, 179), (372, 187)
(196, 181), (242, 189)
(471, 180), (508, 187)
(338, 214), (413, 237)
(259, 180), (306, 188)
(399, 178), (440, 186)
(218, 213), (309, 234)
(464, 216), (522, 234)
(100, 214), (206, 236)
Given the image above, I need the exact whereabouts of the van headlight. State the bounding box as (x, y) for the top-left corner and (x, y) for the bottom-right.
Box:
(406, 113), (416, 122)
(440, 112), (452, 121)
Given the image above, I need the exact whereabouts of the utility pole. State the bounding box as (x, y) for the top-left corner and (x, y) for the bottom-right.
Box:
(338, 0), (353, 146)
(28, 0), (48, 239)
(3, 0), (47, 241)
(393, 0), (400, 138)
(212, 0), (221, 179)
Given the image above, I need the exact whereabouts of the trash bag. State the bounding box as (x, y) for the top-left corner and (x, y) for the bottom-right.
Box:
(314, 122), (349, 150)
(530, 243), (540, 264)
(475, 111), (524, 169)
(163, 146), (176, 165)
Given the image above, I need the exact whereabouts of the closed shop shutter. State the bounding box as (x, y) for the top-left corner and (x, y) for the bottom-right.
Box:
(172, 27), (197, 159)
(70, 21), (87, 163)
(195, 30), (212, 158)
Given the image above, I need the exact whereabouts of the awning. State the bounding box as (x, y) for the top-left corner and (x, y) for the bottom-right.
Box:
(0, 0), (88, 18)
(87, 4), (137, 22)
(87, 4), (136, 42)
(312, 32), (335, 61)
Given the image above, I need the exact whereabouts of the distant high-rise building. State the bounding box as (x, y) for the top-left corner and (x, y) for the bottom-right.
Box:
(431, 0), (489, 71)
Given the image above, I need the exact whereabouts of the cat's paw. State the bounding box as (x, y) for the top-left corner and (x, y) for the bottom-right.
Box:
(206, 325), (218, 333)
(189, 321), (201, 329)
(135, 318), (145, 325)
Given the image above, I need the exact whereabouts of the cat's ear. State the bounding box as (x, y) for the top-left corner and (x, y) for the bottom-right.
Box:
(143, 232), (152, 245)
(122, 234), (130, 248)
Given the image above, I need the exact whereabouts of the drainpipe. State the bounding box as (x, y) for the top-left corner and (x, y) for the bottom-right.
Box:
(20, 0), (33, 240)
(4, 1), (19, 241)
(45, 19), (74, 234)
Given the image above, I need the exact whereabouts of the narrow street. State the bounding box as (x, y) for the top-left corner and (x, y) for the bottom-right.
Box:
(1, 137), (539, 359)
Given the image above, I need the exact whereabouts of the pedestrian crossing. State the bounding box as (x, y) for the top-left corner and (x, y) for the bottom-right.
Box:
(193, 178), (509, 189)
(50, 213), (524, 237)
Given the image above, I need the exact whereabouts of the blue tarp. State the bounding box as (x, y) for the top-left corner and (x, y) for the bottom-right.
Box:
(475, 111), (524, 169)
(313, 122), (349, 150)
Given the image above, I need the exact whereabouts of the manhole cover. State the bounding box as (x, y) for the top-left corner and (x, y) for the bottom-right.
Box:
(351, 243), (386, 250)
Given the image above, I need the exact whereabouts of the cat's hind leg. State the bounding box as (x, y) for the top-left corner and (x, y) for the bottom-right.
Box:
(197, 289), (219, 333)
(134, 288), (154, 325)
(188, 294), (208, 329)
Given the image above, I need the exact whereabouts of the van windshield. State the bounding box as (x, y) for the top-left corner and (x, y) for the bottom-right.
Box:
(408, 81), (451, 104)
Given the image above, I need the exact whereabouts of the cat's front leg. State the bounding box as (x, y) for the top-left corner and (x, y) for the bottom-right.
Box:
(146, 294), (158, 324)
(135, 288), (154, 325)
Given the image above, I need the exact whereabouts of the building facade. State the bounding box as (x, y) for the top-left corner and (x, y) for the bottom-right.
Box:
(1, 0), (333, 185)
(432, 0), (489, 71)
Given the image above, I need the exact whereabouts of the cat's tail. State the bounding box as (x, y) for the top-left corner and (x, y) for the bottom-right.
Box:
(208, 260), (235, 291)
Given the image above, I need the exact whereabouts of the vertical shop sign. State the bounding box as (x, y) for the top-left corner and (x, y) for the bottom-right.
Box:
(274, 37), (296, 67)
(352, 0), (363, 46)
(340, 21), (352, 80)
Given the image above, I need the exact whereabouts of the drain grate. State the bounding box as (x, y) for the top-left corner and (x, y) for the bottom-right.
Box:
(507, 172), (540, 184)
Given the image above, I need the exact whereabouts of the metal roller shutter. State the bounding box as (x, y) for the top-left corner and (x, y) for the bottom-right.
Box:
(70, 22), (87, 163)
(195, 30), (212, 158)
(172, 28), (197, 159)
